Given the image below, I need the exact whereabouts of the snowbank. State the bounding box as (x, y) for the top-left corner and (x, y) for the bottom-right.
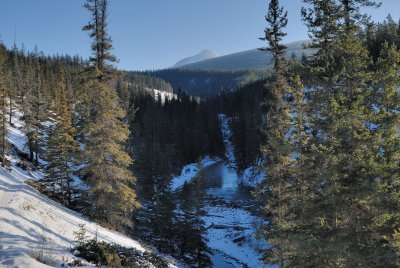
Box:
(203, 205), (266, 268)
(239, 166), (265, 188)
(149, 88), (177, 104)
(171, 157), (217, 191)
(0, 164), (146, 267)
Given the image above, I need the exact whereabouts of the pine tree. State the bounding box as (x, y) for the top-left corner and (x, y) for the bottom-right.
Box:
(23, 58), (47, 164)
(0, 44), (9, 166)
(369, 42), (400, 266)
(259, 0), (288, 72)
(42, 70), (80, 207)
(178, 165), (212, 268)
(291, 0), (388, 266)
(81, 0), (139, 228)
(301, 0), (340, 70)
(8, 43), (19, 126)
(256, 1), (295, 266)
(82, 0), (117, 82)
(339, 0), (381, 32)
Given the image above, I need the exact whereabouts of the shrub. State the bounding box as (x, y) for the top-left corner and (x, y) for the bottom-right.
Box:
(72, 240), (169, 268)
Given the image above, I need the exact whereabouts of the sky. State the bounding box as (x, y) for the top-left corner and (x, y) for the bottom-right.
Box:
(0, 0), (399, 71)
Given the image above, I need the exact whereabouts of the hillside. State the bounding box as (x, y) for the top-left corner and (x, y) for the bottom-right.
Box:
(176, 40), (310, 71)
(0, 111), (178, 268)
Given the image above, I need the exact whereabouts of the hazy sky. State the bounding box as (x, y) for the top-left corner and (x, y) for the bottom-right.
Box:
(0, 0), (399, 70)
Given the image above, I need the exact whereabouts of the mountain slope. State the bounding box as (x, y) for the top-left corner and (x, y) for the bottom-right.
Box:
(176, 40), (310, 71)
(1, 167), (151, 265)
(0, 166), (148, 267)
(174, 50), (220, 68)
(0, 111), (178, 268)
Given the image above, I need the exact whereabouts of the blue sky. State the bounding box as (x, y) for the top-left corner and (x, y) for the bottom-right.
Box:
(0, 0), (398, 71)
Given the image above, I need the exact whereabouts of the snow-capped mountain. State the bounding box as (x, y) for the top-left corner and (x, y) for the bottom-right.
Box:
(175, 40), (311, 71)
(173, 50), (220, 68)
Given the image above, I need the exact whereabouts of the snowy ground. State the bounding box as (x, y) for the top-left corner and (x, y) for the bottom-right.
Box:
(0, 108), (178, 267)
(239, 165), (265, 188)
(171, 114), (267, 267)
(203, 205), (266, 268)
(0, 166), (147, 267)
(148, 88), (177, 104)
(171, 115), (235, 192)
(171, 156), (218, 191)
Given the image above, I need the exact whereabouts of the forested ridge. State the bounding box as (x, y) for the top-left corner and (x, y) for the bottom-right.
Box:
(2, 0), (400, 267)
(138, 68), (268, 98)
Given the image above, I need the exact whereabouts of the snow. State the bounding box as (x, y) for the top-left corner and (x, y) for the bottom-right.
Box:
(0, 165), (146, 267)
(171, 156), (217, 191)
(0, 107), (179, 268)
(219, 113), (265, 188)
(146, 88), (177, 104)
(239, 165), (265, 188)
(8, 110), (29, 155)
(171, 115), (235, 192)
(200, 114), (267, 267)
(203, 205), (267, 268)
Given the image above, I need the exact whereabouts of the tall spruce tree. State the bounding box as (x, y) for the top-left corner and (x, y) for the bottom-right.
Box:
(23, 58), (47, 164)
(370, 42), (400, 266)
(81, 0), (139, 228)
(42, 70), (80, 207)
(301, 0), (340, 70)
(256, 0), (294, 266)
(178, 166), (212, 268)
(10, 43), (21, 125)
(291, 0), (387, 266)
(339, 0), (381, 32)
(0, 44), (9, 166)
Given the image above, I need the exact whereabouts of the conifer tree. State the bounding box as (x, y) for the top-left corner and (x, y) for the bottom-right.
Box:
(22, 58), (47, 164)
(370, 42), (400, 266)
(259, 0), (288, 72)
(178, 166), (211, 268)
(0, 44), (9, 166)
(10, 44), (22, 125)
(339, 0), (381, 32)
(81, 0), (139, 228)
(42, 70), (80, 207)
(301, 0), (340, 70)
(256, 0), (294, 266)
(292, 0), (385, 266)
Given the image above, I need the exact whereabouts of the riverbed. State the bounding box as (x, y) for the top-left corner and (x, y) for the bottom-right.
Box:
(200, 160), (266, 267)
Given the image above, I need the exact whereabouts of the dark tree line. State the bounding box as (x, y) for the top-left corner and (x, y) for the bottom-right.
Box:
(209, 79), (267, 171)
(140, 68), (262, 98)
(128, 87), (223, 266)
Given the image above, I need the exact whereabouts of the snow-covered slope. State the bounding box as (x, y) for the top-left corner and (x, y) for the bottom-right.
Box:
(147, 88), (177, 104)
(240, 165), (265, 188)
(173, 50), (220, 68)
(171, 156), (217, 191)
(0, 110), (178, 267)
(0, 166), (146, 267)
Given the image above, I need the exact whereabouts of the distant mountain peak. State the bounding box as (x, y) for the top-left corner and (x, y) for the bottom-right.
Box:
(174, 50), (220, 67)
(173, 40), (311, 71)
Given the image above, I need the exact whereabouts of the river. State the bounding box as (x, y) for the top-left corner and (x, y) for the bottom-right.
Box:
(200, 159), (266, 268)
(198, 114), (267, 268)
